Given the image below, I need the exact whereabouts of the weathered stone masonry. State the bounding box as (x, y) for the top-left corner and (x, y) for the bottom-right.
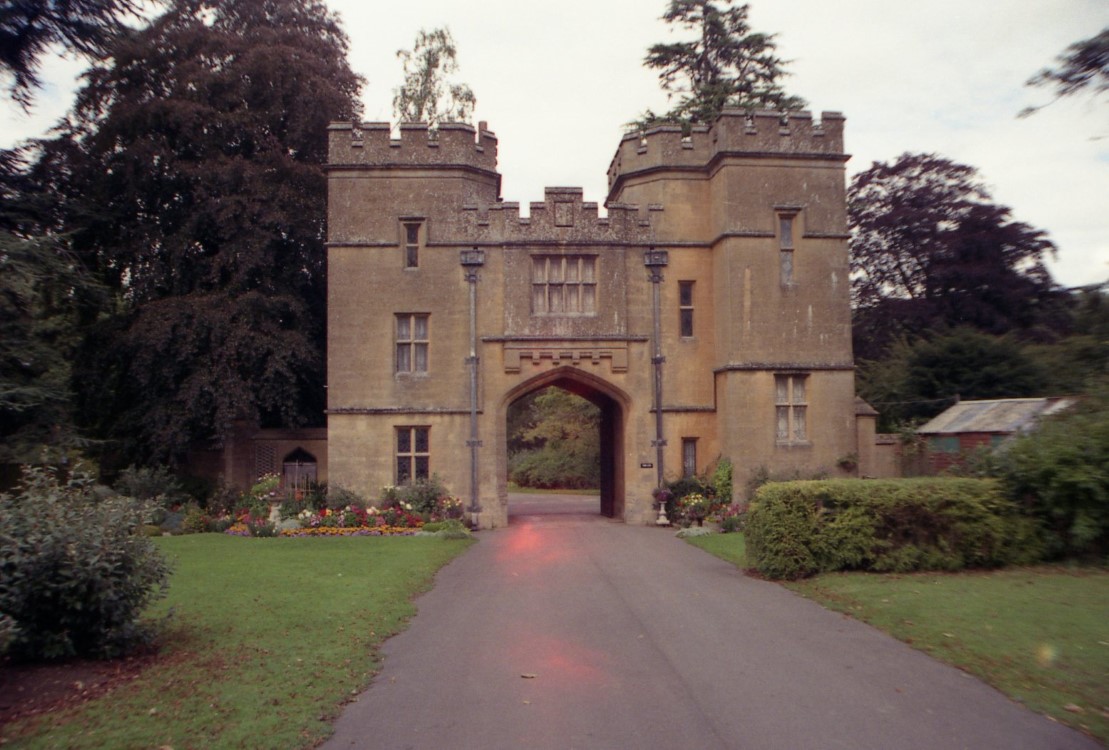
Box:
(326, 110), (878, 528)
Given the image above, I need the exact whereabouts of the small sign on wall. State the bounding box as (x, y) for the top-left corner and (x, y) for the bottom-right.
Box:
(640, 462), (654, 469)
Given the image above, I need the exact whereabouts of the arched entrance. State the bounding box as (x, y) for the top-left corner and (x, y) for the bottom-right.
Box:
(501, 367), (627, 520)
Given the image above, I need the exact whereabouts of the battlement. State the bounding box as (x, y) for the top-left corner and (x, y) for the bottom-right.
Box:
(607, 109), (845, 192)
(459, 187), (657, 244)
(327, 120), (498, 173)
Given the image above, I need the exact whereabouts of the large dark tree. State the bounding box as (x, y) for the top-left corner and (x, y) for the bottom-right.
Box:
(0, 0), (145, 106)
(849, 153), (1059, 360)
(34, 0), (362, 465)
(633, 0), (805, 130)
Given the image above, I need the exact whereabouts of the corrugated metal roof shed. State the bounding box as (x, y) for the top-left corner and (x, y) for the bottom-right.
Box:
(917, 398), (1074, 435)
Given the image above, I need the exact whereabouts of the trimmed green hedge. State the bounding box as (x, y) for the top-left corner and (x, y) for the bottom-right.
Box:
(745, 478), (1042, 580)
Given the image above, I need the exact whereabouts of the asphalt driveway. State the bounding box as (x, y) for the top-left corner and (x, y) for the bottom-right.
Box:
(323, 501), (1099, 749)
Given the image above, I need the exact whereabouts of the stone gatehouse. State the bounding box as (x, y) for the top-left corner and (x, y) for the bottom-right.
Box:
(325, 109), (881, 528)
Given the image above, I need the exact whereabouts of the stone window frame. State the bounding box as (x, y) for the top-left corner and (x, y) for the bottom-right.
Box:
(776, 209), (799, 287)
(774, 373), (809, 445)
(681, 437), (698, 477)
(531, 254), (597, 316)
(395, 313), (429, 374)
(400, 218), (424, 269)
(396, 425), (430, 482)
(679, 280), (695, 338)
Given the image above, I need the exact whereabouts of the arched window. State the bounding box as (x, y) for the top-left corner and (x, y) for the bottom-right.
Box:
(282, 448), (317, 490)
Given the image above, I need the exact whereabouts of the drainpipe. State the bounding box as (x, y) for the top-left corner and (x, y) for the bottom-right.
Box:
(644, 248), (669, 525)
(461, 248), (485, 528)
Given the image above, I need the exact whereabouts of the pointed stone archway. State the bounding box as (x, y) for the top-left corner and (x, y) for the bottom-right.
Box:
(500, 367), (629, 520)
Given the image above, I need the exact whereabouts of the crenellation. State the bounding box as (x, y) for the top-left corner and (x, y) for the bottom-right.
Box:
(327, 119), (498, 172)
(608, 109), (845, 193)
(456, 192), (653, 244)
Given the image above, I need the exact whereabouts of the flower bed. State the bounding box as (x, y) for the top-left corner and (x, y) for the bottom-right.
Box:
(278, 525), (422, 537)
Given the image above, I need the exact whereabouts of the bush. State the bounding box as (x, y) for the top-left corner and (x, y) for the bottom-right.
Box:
(113, 465), (188, 508)
(719, 504), (746, 533)
(998, 388), (1109, 559)
(392, 476), (448, 515)
(0, 466), (172, 660)
(745, 478), (1042, 580)
(326, 484), (367, 511)
(181, 505), (209, 534)
(711, 457), (734, 503)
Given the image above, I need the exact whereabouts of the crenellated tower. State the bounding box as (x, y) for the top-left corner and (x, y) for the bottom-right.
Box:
(609, 109), (856, 482)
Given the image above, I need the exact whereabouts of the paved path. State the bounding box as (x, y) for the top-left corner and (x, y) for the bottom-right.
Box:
(324, 502), (1099, 749)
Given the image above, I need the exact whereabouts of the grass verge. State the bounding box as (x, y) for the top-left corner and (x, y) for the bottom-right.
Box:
(686, 533), (1109, 744)
(1, 533), (474, 749)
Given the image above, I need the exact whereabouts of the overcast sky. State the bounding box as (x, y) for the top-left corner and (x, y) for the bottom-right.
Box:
(3, 0), (1106, 288)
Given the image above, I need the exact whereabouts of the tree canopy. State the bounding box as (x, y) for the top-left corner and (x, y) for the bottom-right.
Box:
(1021, 27), (1109, 117)
(0, 0), (145, 107)
(507, 388), (600, 489)
(392, 26), (475, 127)
(633, 0), (805, 130)
(25, 0), (362, 466)
(0, 149), (104, 464)
(848, 153), (1059, 360)
(856, 329), (1049, 430)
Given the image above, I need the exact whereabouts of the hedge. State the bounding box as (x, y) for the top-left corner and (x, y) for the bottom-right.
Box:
(745, 478), (1043, 580)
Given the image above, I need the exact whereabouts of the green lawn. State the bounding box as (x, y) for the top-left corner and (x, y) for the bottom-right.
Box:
(687, 533), (1109, 744)
(2, 533), (474, 749)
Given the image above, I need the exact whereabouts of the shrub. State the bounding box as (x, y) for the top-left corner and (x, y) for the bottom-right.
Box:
(719, 504), (746, 533)
(393, 476), (448, 515)
(745, 478), (1042, 580)
(0, 466), (171, 660)
(113, 465), (188, 508)
(326, 484), (367, 511)
(711, 457), (734, 503)
(997, 388), (1109, 559)
(0, 612), (18, 657)
(181, 505), (209, 534)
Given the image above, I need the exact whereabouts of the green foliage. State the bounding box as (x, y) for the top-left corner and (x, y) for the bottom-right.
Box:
(421, 519), (471, 539)
(181, 505), (209, 535)
(745, 478), (1042, 580)
(634, 0), (805, 130)
(710, 456), (733, 502)
(742, 464), (827, 501)
(114, 465), (188, 507)
(27, 0), (364, 464)
(998, 387), (1109, 559)
(719, 504), (746, 533)
(0, 150), (104, 464)
(326, 484), (367, 511)
(507, 388), (600, 489)
(849, 153), (1058, 361)
(0, 0), (141, 106)
(392, 26), (476, 127)
(382, 475), (450, 515)
(0, 466), (171, 660)
(857, 329), (1049, 429)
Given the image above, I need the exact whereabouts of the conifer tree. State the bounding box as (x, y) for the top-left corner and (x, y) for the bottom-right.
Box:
(634, 0), (805, 130)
